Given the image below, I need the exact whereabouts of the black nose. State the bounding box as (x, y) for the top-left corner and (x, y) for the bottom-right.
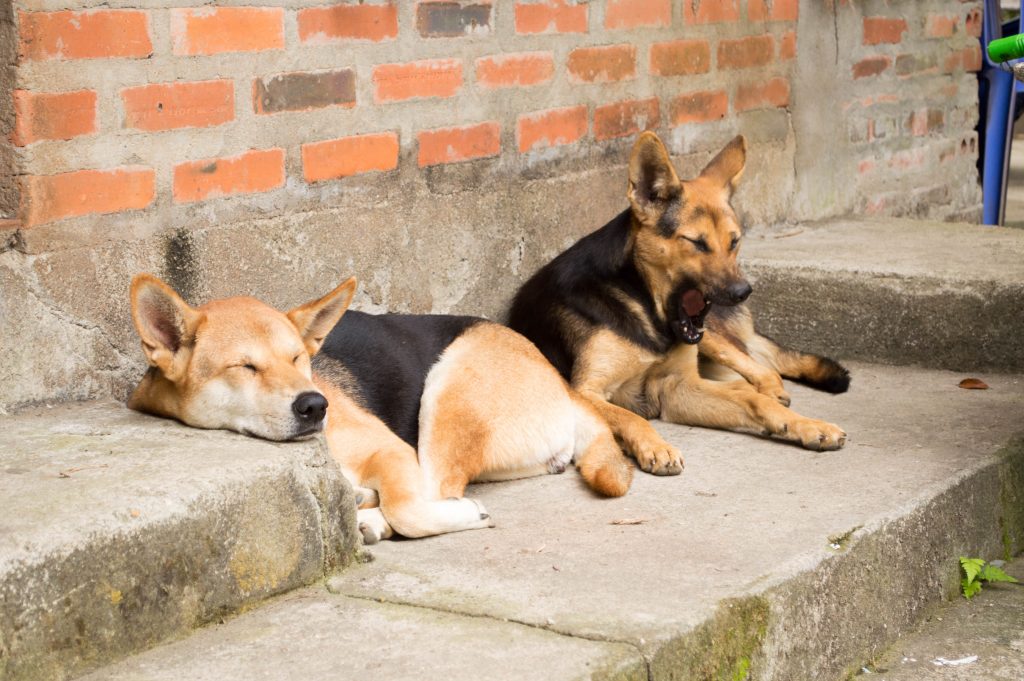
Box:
(726, 281), (752, 303)
(292, 391), (328, 424)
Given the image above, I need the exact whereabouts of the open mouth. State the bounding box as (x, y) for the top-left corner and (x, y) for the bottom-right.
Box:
(671, 288), (710, 344)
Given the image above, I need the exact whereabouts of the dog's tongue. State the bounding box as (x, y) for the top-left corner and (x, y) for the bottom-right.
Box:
(681, 289), (706, 318)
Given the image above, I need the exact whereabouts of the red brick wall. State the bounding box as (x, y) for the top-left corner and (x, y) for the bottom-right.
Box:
(840, 1), (983, 220)
(8, 1), (800, 237)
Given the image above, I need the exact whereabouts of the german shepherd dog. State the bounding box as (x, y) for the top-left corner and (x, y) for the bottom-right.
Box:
(127, 275), (632, 543)
(508, 132), (849, 476)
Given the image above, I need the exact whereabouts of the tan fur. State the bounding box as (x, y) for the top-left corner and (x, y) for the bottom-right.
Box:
(129, 274), (632, 544)
(568, 132), (846, 460)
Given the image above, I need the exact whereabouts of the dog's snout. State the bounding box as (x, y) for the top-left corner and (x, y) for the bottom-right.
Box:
(292, 391), (328, 424)
(726, 280), (752, 304)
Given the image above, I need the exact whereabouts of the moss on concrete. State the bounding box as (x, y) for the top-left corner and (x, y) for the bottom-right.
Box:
(997, 437), (1024, 558)
(650, 596), (769, 680)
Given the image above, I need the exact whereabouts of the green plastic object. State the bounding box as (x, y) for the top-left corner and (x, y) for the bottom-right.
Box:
(988, 34), (1024, 63)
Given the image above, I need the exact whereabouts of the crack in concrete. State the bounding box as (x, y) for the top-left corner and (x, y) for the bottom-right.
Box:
(335, 589), (654, 679)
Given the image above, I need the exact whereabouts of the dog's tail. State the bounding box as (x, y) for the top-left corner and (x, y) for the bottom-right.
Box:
(570, 395), (634, 497)
(749, 333), (851, 394)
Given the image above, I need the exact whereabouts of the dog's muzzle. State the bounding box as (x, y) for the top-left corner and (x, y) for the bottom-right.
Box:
(292, 391), (328, 435)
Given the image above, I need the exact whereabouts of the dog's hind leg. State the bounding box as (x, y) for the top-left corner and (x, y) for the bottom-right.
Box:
(570, 394), (633, 497)
(745, 333), (851, 394)
(700, 329), (791, 406)
(357, 447), (494, 542)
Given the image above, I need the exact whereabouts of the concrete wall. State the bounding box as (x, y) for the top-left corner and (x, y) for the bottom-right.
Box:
(0, 0), (984, 411)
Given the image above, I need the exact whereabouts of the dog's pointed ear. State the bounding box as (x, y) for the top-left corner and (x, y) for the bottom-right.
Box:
(627, 131), (683, 224)
(130, 274), (201, 380)
(288, 277), (357, 356)
(699, 134), (746, 194)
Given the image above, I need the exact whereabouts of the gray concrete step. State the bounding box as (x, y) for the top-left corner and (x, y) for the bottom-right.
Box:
(743, 218), (1024, 372)
(77, 362), (1024, 681)
(868, 556), (1024, 680)
(0, 402), (359, 681)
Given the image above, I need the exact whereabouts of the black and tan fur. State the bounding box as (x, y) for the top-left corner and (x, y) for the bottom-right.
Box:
(508, 132), (849, 476)
(128, 275), (632, 543)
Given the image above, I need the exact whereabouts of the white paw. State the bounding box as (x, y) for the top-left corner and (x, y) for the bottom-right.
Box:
(357, 507), (393, 545)
(452, 497), (495, 529)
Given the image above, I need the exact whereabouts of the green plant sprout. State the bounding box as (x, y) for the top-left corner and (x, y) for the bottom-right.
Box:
(960, 556), (1019, 599)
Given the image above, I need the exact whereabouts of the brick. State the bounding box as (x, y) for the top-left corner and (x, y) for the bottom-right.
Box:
(594, 98), (659, 141)
(122, 80), (234, 132)
(298, 3), (398, 43)
(909, 109), (928, 137)
(735, 77), (789, 112)
(418, 122), (500, 166)
(895, 53), (937, 76)
(517, 106), (588, 153)
(965, 8), (982, 38)
(21, 167), (154, 227)
(779, 31), (796, 60)
(417, 2), (492, 37)
(889, 148), (925, 171)
(718, 35), (775, 70)
(906, 108), (944, 138)
(171, 7), (284, 56)
(302, 133), (400, 183)
(173, 148), (285, 203)
(858, 159), (875, 175)
(852, 56), (891, 79)
(944, 45), (982, 74)
(925, 14), (958, 39)
(605, 0), (670, 29)
(12, 90), (97, 146)
(514, 0), (587, 34)
(650, 40), (711, 77)
(373, 59), (463, 102)
(254, 70), (356, 115)
(863, 17), (907, 45)
(567, 45), (636, 83)
(669, 90), (728, 125)
(684, 0), (739, 24)
(18, 10), (151, 61)
(748, 0), (798, 22)
(476, 52), (554, 88)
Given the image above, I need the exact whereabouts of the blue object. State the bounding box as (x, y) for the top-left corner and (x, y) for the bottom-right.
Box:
(979, 0), (1023, 225)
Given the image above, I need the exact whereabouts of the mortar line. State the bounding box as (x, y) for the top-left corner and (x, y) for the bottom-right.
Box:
(335, 589), (655, 679)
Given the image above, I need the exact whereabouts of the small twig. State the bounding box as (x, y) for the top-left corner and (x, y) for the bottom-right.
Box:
(610, 518), (649, 525)
(772, 228), (804, 239)
(58, 463), (109, 478)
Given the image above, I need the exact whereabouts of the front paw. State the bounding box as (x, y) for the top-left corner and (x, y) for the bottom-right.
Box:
(632, 436), (684, 476)
(790, 419), (846, 451)
(754, 374), (790, 406)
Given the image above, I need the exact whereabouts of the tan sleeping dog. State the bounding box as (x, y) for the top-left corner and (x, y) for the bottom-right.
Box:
(128, 274), (632, 543)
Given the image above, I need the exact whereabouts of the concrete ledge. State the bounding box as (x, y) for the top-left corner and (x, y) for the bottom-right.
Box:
(73, 363), (1024, 680)
(743, 218), (1024, 372)
(0, 401), (359, 681)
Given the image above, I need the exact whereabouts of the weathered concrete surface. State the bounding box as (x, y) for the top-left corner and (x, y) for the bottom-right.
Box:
(868, 556), (1024, 680)
(76, 363), (1024, 680)
(743, 218), (1024, 372)
(0, 401), (358, 681)
(80, 589), (646, 681)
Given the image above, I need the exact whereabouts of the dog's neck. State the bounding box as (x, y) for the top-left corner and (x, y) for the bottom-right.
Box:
(127, 366), (184, 420)
(628, 220), (674, 323)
